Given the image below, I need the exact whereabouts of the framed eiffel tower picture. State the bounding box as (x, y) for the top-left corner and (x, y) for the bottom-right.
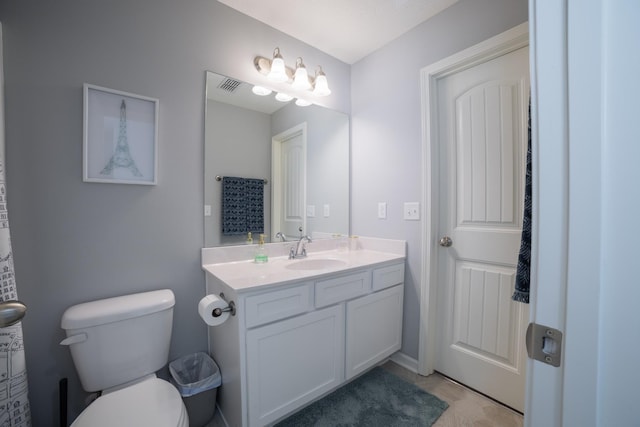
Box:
(83, 84), (158, 185)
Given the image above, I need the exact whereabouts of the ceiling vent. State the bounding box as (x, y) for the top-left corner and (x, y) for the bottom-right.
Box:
(217, 77), (242, 93)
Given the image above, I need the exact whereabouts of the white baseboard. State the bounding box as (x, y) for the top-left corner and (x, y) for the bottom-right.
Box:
(389, 351), (419, 374)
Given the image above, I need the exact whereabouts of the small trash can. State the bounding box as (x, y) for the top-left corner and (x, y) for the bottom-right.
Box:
(169, 352), (222, 427)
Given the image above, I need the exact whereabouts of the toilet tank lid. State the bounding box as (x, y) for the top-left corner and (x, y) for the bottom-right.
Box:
(61, 289), (175, 330)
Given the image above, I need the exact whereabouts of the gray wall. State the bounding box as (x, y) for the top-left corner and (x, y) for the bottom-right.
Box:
(350, 0), (528, 359)
(0, 0), (349, 424)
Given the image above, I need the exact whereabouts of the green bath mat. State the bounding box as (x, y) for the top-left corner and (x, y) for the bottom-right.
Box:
(274, 367), (448, 427)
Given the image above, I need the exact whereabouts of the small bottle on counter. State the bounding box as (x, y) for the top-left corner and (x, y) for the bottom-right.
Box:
(246, 232), (253, 245)
(254, 234), (268, 263)
(349, 235), (359, 251)
(335, 234), (348, 251)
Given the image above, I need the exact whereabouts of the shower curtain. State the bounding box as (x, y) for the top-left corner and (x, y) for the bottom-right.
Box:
(0, 23), (32, 426)
(512, 97), (532, 304)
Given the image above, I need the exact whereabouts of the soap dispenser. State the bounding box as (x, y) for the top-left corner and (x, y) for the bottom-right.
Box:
(254, 234), (268, 263)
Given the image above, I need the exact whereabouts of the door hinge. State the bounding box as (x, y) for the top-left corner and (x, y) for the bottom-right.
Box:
(526, 323), (563, 367)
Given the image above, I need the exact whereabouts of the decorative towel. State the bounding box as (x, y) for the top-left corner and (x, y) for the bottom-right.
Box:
(221, 176), (264, 235)
(221, 177), (246, 235)
(513, 98), (532, 303)
(245, 178), (265, 234)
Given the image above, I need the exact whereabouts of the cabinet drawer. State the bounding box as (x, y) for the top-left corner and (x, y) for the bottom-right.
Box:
(245, 283), (313, 328)
(372, 263), (405, 291)
(315, 271), (371, 308)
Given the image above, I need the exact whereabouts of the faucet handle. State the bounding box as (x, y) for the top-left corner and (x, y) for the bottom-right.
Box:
(289, 247), (296, 259)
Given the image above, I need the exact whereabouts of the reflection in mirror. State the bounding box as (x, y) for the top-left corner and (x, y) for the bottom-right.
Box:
(204, 71), (350, 247)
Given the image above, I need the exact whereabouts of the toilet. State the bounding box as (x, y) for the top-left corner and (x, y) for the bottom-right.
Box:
(60, 289), (189, 427)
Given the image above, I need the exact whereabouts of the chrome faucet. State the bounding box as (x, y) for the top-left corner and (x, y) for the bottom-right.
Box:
(275, 231), (287, 242)
(289, 235), (312, 259)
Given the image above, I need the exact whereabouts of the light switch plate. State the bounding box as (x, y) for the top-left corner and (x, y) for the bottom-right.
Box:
(323, 204), (330, 217)
(307, 205), (316, 218)
(378, 202), (387, 219)
(204, 205), (212, 217)
(404, 202), (420, 220)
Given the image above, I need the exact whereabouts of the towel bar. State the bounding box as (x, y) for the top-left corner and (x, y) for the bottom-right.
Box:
(216, 175), (268, 185)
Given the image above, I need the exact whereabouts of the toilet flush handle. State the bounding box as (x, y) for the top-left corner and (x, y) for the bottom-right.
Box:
(0, 300), (26, 327)
(60, 333), (87, 346)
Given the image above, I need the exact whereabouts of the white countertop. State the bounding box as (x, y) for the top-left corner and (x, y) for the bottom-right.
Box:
(203, 247), (405, 292)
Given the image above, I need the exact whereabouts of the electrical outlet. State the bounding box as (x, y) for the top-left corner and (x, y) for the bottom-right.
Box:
(378, 202), (387, 219)
(307, 205), (316, 218)
(204, 205), (212, 217)
(323, 204), (330, 217)
(404, 202), (420, 220)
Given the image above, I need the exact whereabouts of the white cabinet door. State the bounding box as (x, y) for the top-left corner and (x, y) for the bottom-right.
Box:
(246, 304), (345, 426)
(345, 284), (404, 379)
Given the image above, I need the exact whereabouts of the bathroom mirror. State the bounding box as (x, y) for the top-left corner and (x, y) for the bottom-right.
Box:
(204, 71), (350, 246)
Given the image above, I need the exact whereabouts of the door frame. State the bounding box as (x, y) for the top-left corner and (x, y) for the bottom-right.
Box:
(418, 23), (529, 377)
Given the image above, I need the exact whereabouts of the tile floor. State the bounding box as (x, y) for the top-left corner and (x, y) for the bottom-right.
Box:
(380, 361), (523, 427)
(206, 360), (524, 426)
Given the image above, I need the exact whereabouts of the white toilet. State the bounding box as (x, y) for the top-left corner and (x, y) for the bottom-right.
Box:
(60, 289), (189, 427)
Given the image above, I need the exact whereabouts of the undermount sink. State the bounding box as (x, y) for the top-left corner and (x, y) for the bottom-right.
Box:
(285, 258), (348, 271)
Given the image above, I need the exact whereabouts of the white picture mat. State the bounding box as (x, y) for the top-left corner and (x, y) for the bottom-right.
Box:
(83, 84), (158, 184)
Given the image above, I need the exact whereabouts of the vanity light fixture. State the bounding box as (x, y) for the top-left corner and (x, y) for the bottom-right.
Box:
(254, 47), (331, 98)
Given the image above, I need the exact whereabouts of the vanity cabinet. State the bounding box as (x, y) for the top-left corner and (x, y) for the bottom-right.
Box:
(246, 305), (344, 426)
(205, 257), (405, 427)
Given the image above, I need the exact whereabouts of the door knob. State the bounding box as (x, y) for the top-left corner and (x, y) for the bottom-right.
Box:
(439, 236), (453, 247)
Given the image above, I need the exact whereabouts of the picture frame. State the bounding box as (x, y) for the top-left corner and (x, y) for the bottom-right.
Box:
(83, 84), (158, 185)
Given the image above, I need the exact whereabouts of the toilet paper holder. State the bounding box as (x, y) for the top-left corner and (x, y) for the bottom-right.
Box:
(212, 293), (236, 318)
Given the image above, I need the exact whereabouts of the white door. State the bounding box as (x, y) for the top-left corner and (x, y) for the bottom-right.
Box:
(434, 46), (529, 412)
(271, 124), (307, 239)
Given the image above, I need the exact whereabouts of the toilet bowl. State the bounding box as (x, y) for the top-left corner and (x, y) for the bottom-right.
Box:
(71, 377), (188, 427)
(61, 289), (189, 427)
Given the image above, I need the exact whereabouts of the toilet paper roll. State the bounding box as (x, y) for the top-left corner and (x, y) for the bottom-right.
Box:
(198, 294), (230, 326)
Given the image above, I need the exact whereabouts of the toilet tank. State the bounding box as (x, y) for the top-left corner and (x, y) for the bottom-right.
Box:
(61, 289), (175, 392)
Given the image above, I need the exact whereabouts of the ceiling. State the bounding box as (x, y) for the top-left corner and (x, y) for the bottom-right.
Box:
(218, 0), (459, 64)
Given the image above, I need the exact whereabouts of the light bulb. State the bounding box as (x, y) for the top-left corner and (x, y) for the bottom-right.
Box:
(295, 99), (312, 107)
(267, 48), (288, 83)
(252, 86), (272, 96)
(292, 58), (311, 90)
(313, 67), (331, 97)
(275, 92), (293, 102)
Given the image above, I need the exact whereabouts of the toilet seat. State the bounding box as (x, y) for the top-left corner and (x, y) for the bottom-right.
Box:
(71, 377), (188, 427)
